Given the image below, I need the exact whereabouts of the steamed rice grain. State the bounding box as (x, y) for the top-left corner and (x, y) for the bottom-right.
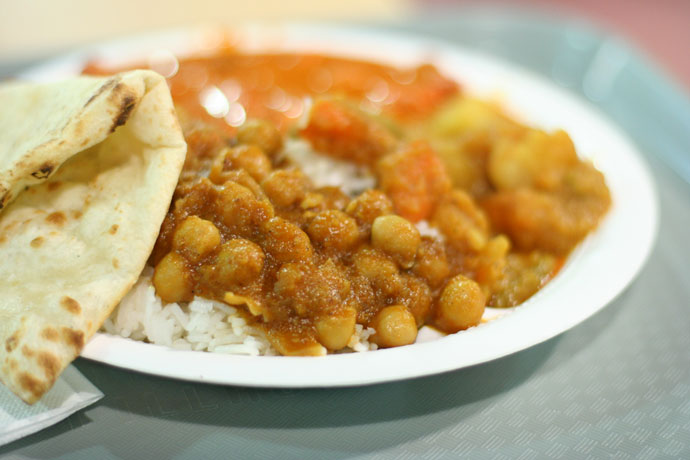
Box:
(103, 267), (377, 355)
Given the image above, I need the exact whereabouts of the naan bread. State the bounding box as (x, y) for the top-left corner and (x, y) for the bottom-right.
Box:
(0, 70), (186, 403)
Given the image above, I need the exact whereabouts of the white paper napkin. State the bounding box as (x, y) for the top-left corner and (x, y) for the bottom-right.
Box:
(0, 365), (103, 446)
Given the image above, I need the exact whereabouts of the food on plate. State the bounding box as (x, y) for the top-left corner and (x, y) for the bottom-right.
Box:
(89, 50), (611, 356)
(0, 70), (186, 403)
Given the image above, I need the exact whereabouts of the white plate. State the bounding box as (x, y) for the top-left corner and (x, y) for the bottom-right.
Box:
(22, 24), (658, 387)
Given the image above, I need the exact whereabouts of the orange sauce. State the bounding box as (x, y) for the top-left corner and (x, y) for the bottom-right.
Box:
(85, 51), (459, 132)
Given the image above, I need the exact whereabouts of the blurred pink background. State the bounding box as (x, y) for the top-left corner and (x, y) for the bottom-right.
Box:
(1, 0), (688, 92)
(422, 0), (690, 92)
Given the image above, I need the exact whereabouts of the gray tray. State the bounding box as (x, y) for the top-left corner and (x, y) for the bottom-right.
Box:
(3, 7), (689, 459)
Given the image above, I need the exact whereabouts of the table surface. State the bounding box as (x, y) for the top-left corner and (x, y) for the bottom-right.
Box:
(2, 8), (690, 460)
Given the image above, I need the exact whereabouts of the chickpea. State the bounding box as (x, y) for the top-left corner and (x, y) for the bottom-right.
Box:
(172, 178), (218, 216)
(353, 248), (402, 297)
(473, 235), (510, 286)
(237, 119), (283, 156)
(274, 260), (349, 317)
(436, 275), (486, 333)
(261, 217), (314, 263)
(210, 145), (272, 183)
(315, 307), (357, 350)
(273, 262), (308, 303)
(316, 186), (350, 211)
(209, 168), (266, 199)
(412, 238), (450, 288)
(400, 275), (433, 325)
(172, 216), (221, 262)
(153, 252), (193, 303)
(261, 170), (311, 208)
(317, 259), (351, 299)
(217, 181), (274, 234)
(345, 189), (393, 226)
(371, 215), (420, 268)
(307, 210), (360, 251)
(353, 248), (398, 280)
(222, 180), (252, 204)
(300, 192), (325, 211)
(370, 305), (418, 348)
(213, 239), (265, 286)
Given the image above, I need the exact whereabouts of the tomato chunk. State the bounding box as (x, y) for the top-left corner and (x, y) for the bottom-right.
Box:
(377, 140), (451, 222)
(301, 99), (397, 165)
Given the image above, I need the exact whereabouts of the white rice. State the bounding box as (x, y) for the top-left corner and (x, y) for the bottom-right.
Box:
(283, 138), (375, 197)
(415, 220), (443, 240)
(103, 267), (378, 355)
(346, 324), (378, 353)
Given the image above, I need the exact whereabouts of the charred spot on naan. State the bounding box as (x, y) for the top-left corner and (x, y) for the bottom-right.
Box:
(0, 189), (11, 210)
(61, 327), (85, 351)
(18, 372), (49, 401)
(60, 296), (82, 315)
(30, 162), (55, 180)
(109, 224), (119, 234)
(83, 78), (117, 108)
(45, 211), (67, 226)
(37, 351), (60, 380)
(21, 344), (34, 358)
(30, 236), (44, 248)
(110, 83), (137, 133)
(40, 327), (60, 342)
(5, 331), (20, 353)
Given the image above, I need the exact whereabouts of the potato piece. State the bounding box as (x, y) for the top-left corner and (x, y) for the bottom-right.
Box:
(488, 129), (578, 191)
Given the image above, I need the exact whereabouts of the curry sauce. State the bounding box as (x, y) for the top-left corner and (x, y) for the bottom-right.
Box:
(86, 50), (610, 355)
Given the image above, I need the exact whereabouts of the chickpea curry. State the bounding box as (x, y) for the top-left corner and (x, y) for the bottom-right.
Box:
(85, 50), (610, 356)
